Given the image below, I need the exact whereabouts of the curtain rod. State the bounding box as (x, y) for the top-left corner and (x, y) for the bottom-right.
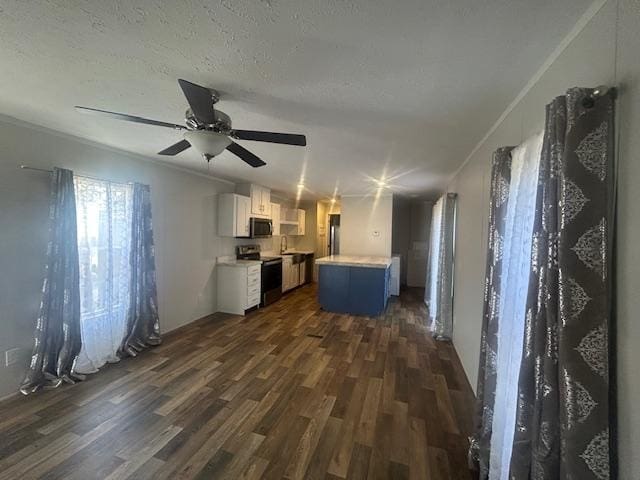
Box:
(19, 165), (134, 185)
(582, 85), (616, 108)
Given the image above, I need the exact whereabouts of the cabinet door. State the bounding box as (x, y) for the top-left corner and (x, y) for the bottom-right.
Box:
(297, 209), (306, 235)
(281, 262), (287, 291)
(271, 203), (280, 236)
(282, 259), (291, 291)
(235, 195), (250, 237)
(260, 187), (271, 216)
(250, 185), (262, 215)
(292, 264), (300, 287)
(299, 261), (306, 285)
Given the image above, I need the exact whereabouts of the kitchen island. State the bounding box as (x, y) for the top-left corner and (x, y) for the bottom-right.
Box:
(315, 255), (392, 316)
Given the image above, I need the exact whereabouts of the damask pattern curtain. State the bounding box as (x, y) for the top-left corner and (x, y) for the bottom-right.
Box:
(509, 88), (615, 479)
(20, 168), (84, 394)
(469, 147), (513, 477)
(120, 183), (161, 356)
(426, 193), (458, 340)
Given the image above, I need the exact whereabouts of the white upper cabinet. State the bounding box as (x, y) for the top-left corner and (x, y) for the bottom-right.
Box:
(279, 206), (306, 236)
(271, 202), (281, 236)
(297, 209), (306, 235)
(237, 184), (270, 217)
(259, 187), (271, 216)
(218, 193), (250, 237)
(235, 195), (251, 237)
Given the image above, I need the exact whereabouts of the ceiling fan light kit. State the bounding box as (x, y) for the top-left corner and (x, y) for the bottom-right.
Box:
(75, 79), (307, 168)
(184, 130), (232, 158)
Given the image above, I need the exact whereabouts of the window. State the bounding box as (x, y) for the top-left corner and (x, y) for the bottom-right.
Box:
(489, 131), (543, 480)
(73, 176), (133, 374)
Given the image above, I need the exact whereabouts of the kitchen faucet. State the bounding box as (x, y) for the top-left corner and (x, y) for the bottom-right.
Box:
(280, 235), (288, 254)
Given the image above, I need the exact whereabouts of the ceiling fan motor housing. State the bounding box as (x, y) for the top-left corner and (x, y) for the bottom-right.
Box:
(185, 108), (231, 133)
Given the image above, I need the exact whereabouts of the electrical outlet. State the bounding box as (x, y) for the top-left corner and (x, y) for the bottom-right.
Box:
(4, 348), (20, 367)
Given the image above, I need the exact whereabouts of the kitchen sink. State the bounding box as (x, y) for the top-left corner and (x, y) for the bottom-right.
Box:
(281, 252), (304, 264)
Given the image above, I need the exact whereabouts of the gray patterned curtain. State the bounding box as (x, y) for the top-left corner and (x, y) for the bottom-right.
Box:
(120, 183), (161, 356)
(469, 147), (514, 476)
(20, 168), (84, 394)
(509, 88), (615, 479)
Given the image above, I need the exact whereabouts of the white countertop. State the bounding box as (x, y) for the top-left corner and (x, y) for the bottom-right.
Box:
(315, 255), (392, 268)
(262, 250), (315, 257)
(217, 257), (262, 267)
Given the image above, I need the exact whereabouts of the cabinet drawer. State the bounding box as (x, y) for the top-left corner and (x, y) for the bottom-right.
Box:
(247, 293), (260, 307)
(248, 265), (261, 276)
(248, 284), (260, 297)
(248, 273), (260, 287)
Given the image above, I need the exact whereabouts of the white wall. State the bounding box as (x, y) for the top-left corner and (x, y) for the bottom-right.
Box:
(446, 1), (639, 477)
(340, 194), (393, 257)
(0, 115), (241, 399)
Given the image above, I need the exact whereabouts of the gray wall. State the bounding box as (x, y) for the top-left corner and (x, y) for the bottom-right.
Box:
(446, 0), (639, 477)
(0, 116), (237, 399)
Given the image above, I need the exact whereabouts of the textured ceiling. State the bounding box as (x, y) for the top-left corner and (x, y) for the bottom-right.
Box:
(0, 0), (591, 199)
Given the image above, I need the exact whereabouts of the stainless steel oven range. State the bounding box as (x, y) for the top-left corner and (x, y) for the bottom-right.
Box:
(236, 244), (282, 306)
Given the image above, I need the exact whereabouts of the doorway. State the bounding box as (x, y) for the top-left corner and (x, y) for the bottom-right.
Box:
(328, 214), (340, 255)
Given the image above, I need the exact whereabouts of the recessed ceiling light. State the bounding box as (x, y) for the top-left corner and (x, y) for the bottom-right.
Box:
(376, 179), (387, 188)
(330, 198), (336, 204)
(297, 183), (305, 189)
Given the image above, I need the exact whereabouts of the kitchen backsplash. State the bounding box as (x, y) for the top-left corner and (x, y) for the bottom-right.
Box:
(235, 234), (302, 254)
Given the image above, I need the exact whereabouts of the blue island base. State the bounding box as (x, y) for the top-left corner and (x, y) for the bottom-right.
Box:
(318, 264), (390, 316)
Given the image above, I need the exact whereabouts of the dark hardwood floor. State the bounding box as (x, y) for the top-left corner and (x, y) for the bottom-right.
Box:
(0, 285), (476, 479)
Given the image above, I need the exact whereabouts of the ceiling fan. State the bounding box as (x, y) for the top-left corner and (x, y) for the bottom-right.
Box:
(75, 79), (307, 168)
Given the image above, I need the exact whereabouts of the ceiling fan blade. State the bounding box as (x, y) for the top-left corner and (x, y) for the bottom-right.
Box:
(178, 79), (216, 124)
(158, 139), (191, 156)
(231, 130), (307, 146)
(226, 142), (266, 168)
(75, 106), (185, 129)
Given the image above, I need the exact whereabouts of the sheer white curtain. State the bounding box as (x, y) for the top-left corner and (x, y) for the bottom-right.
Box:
(425, 193), (457, 339)
(426, 197), (443, 310)
(489, 131), (543, 480)
(73, 177), (133, 374)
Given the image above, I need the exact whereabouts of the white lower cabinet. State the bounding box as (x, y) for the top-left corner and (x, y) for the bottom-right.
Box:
(217, 263), (261, 315)
(282, 257), (300, 292)
(299, 260), (306, 285)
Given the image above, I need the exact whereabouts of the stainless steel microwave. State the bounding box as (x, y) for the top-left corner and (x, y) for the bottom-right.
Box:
(250, 217), (273, 238)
